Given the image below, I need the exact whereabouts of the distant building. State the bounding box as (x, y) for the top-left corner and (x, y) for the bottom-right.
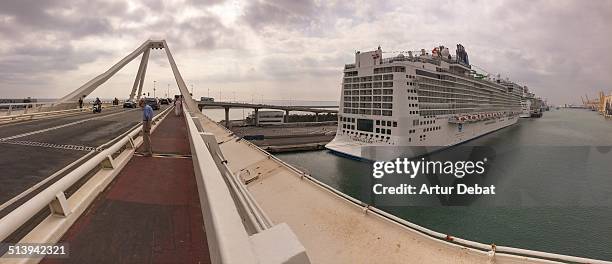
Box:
(250, 110), (284, 124)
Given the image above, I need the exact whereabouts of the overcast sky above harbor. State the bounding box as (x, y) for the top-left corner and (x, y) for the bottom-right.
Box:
(0, 0), (610, 105)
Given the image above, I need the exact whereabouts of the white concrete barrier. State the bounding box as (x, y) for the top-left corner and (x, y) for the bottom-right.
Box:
(184, 106), (310, 264)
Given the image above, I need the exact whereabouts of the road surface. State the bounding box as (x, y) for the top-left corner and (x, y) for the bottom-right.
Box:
(0, 106), (168, 212)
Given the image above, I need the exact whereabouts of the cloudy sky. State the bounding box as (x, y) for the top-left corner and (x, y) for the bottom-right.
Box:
(0, 0), (610, 105)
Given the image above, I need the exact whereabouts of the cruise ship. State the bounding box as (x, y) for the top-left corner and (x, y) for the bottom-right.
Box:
(520, 86), (533, 118)
(326, 44), (523, 160)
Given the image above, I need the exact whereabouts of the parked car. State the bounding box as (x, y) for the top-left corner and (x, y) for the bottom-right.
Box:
(200, 97), (214, 102)
(144, 97), (160, 110)
(159, 98), (169, 105)
(123, 99), (137, 108)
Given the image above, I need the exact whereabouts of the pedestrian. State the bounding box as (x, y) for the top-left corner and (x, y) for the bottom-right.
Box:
(141, 99), (153, 156)
(78, 96), (83, 109)
(175, 95), (182, 116)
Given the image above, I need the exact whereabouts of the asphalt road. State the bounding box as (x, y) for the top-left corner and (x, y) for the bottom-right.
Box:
(0, 106), (169, 207)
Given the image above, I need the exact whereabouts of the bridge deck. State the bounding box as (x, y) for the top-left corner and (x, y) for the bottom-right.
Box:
(42, 113), (210, 264)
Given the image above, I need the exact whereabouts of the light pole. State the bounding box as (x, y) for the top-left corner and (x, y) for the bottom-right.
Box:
(190, 84), (194, 96)
(153, 80), (157, 98)
(167, 84), (169, 98)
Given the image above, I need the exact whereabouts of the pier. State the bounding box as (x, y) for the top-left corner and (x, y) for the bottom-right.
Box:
(0, 39), (608, 264)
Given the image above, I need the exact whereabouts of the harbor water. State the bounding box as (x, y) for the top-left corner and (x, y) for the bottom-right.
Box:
(275, 109), (612, 260)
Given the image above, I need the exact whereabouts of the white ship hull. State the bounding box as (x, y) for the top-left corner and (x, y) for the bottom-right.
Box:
(326, 115), (518, 161)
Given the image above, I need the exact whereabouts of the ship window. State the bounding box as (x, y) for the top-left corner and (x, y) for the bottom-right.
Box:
(415, 69), (439, 79)
(345, 71), (358, 77)
(376, 120), (380, 125)
(393, 121), (397, 127)
(356, 119), (374, 132)
(343, 124), (346, 128)
(376, 128), (380, 133)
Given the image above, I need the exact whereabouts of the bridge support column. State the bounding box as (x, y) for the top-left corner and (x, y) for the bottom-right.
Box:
(130, 49), (150, 100)
(224, 107), (231, 128)
(284, 110), (290, 123)
(315, 112), (319, 122)
(136, 49), (150, 100)
(254, 108), (259, 126)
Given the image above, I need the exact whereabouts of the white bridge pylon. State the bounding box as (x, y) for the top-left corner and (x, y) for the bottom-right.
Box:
(56, 40), (196, 111)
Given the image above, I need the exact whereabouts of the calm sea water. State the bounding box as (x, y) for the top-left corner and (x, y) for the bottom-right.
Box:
(275, 109), (612, 260)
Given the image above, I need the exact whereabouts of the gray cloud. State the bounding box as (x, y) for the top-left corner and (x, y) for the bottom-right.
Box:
(242, 0), (318, 30)
(0, 0), (610, 104)
(0, 0), (125, 39)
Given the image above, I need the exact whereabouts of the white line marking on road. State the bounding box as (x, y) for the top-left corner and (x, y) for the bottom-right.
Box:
(0, 109), (138, 141)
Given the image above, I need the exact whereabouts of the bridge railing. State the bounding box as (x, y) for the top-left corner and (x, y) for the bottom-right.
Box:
(0, 101), (120, 122)
(183, 105), (310, 264)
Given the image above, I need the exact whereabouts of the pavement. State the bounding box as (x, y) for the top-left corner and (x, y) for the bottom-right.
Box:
(0, 106), (167, 209)
(41, 112), (210, 264)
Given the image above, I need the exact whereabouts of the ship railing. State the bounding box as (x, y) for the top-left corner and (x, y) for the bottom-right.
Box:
(0, 106), (174, 261)
(183, 104), (310, 264)
(381, 56), (441, 66)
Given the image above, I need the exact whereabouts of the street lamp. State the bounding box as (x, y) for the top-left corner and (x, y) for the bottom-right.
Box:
(153, 80), (157, 98)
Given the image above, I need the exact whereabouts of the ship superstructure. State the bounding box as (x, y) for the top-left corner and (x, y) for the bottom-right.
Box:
(520, 86), (534, 118)
(326, 45), (523, 160)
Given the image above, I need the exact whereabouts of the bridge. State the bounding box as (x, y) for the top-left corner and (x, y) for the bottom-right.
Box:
(0, 40), (607, 264)
(197, 101), (338, 127)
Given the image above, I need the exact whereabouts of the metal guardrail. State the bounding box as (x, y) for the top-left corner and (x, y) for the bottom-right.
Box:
(0, 102), (120, 122)
(183, 106), (309, 264)
(0, 106), (172, 245)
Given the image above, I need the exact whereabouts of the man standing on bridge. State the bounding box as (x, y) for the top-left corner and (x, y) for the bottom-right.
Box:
(141, 100), (154, 157)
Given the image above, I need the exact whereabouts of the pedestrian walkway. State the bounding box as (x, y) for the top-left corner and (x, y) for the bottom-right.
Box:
(42, 113), (210, 264)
